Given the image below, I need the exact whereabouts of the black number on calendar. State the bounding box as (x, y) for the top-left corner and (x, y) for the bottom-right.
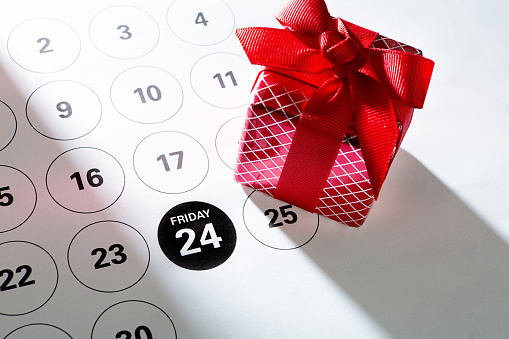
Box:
(134, 85), (162, 103)
(37, 37), (53, 53)
(157, 151), (183, 172)
(0, 265), (36, 292)
(117, 25), (133, 40)
(70, 168), (104, 190)
(264, 205), (298, 228)
(213, 71), (238, 89)
(176, 223), (222, 256)
(0, 186), (14, 207)
(56, 101), (72, 118)
(195, 12), (209, 26)
(91, 243), (127, 269)
(116, 325), (153, 339)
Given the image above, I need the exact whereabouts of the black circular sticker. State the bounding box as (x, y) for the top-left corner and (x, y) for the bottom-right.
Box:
(158, 201), (236, 270)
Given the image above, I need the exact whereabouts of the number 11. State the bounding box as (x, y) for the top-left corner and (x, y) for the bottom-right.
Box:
(213, 71), (237, 88)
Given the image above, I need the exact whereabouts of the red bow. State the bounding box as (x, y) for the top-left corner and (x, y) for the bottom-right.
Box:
(236, 0), (434, 211)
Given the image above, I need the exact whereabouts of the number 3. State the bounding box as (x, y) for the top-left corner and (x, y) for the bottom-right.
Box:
(117, 25), (132, 40)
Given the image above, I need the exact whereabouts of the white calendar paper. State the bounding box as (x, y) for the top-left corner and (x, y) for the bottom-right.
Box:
(1, 0), (509, 338)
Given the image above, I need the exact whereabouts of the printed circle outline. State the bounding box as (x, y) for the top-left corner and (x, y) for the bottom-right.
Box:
(91, 299), (177, 338)
(0, 101), (17, 152)
(190, 52), (254, 109)
(45, 147), (125, 214)
(7, 17), (81, 73)
(110, 66), (184, 124)
(0, 241), (59, 316)
(25, 80), (102, 140)
(166, 0), (235, 46)
(214, 115), (243, 169)
(67, 220), (150, 293)
(242, 190), (319, 250)
(133, 131), (209, 194)
(0, 165), (37, 233)
(4, 323), (72, 338)
(89, 5), (160, 60)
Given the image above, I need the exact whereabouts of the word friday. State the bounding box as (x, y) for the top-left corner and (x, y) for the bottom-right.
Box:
(169, 210), (210, 225)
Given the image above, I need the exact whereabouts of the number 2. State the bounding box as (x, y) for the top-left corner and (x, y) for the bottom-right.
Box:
(0, 186), (14, 207)
(37, 38), (53, 53)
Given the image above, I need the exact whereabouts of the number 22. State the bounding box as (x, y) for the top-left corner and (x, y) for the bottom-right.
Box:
(0, 265), (36, 292)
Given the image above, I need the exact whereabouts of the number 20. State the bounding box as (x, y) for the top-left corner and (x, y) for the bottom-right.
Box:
(116, 325), (152, 339)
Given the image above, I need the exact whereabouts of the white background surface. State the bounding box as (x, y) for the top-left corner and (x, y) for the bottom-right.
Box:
(0, 0), (508, 338)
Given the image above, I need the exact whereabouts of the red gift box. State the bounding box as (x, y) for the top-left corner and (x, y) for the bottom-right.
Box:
(234, 0), (434, 226)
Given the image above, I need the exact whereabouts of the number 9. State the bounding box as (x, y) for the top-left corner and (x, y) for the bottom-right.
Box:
(56, 101), (72, 118)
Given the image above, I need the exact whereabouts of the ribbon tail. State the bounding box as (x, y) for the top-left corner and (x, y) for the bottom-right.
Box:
(274, 78), (353, 212)
(350, 72), (399, 198)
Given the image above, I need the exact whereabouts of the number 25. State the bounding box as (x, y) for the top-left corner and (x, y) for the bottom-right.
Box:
(264, 205), (298, 228)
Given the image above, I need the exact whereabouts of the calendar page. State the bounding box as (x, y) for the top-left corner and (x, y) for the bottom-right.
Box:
(1, 0), (509, 338)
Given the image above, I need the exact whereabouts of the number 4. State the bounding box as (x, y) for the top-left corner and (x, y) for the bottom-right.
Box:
(195, 12), (208, 26)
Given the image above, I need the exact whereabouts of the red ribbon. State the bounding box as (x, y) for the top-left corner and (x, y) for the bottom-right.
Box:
(236, 0), (434, 212)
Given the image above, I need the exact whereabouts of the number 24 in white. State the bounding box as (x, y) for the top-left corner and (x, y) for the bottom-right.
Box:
(176, 223), (222, 256)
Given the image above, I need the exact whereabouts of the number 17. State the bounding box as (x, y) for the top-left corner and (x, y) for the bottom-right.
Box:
(157, 151), (183, 172)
